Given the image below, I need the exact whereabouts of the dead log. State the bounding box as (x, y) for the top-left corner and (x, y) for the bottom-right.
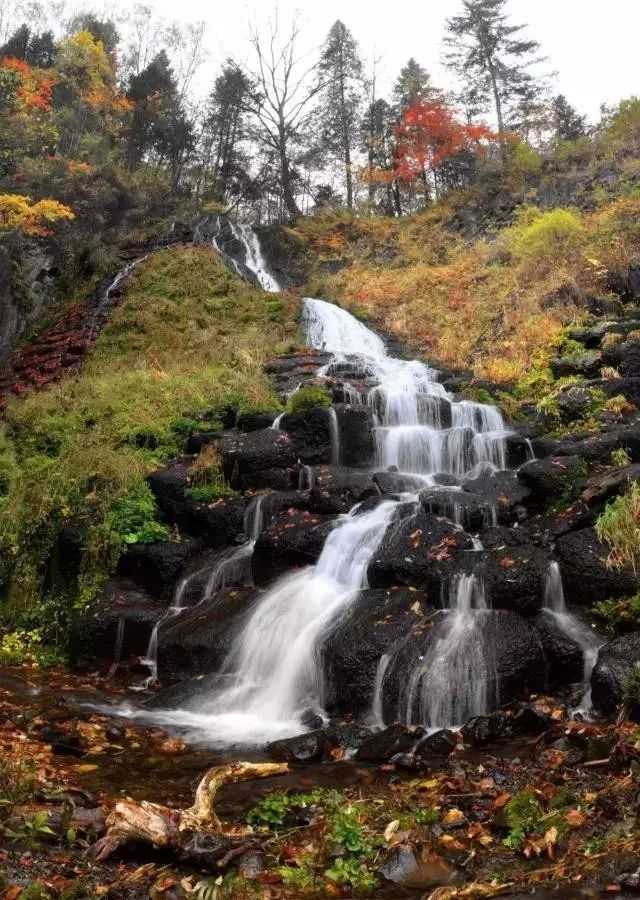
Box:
(93, 760), (289, 865)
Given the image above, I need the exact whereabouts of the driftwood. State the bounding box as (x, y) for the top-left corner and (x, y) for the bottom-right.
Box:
(93, 761), (289, 866)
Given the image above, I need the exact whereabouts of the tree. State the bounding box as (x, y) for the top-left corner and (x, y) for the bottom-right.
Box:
(0, 193), (74, 235)
(551, 94), (586, 142)
(315, 20), (363, 210)
(392, 98), (495, 200)
(199, 61), (252, 203)
(445, 0), (545, 148)
(361, 96), (396, 213)
(392, 58), (440, 113)
(67, 14), (120, 56)
(244, 14), (324, 220)
(0, 24), (30, 61)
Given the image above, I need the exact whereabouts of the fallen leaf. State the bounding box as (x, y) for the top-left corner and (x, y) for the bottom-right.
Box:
(565, 808), (587, 827)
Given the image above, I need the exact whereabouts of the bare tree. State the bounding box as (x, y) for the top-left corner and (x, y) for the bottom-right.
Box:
(244, 12), (324, 220)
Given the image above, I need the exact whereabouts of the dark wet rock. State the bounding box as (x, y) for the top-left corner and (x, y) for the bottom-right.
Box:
(325, 587), (433, 715)
(374, 470), (429, 495)
(462, 470), (531, 523)
(505, 433), (534, 468)
(379, 610), (545, 724)
(368, 507), (474, 592)
(511, 706), (552, 735)
(594, 376), (640, 407)
(185, 430), (225, 454)
(71, 578), (166, 664)
(237, 410), (279, 432)
(420, 487), (495, 531)
(264, 351), (332, 395)
(267, 724), (371, 763)
(252, 509), (335, 584)
(355, 724), (422, 762)
(532, 424), (640, 464)
(155, 585), (257, 682)
(380, 845), (458, 889)
(415, 728), (457, 758)
(307, 466), (379, 515)
(222, 428), (297, 488)
(148, 459), (246, 546)
(603, 338), (640, 377)
(279, 407), (332, 464)
(591, 632), (640, 716)
(461, 714), (511, 747)
(334, 404), (376, 466)
(534, 611), (586, 685)
(581, 464), (640, 507)
(556, 385), (603, 420)
(556, 527), (637, 605)
(118, 539), (201, 597)
(551, 351), (602, 379)
(482, 544), (551, 614)
(39, 726), (83, 757)
(518, 455), (586, 499)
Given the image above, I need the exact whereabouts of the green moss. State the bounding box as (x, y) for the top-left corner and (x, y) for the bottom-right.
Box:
(287, 385), (333, 414)
(0, 246), (300, 655)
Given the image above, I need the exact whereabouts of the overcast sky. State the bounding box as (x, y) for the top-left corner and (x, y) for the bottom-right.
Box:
(129, 0), (634, 122)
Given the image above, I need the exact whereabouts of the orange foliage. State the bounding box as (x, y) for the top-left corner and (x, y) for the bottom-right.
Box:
(0, 56), (55, 111)
(0, 194), (75, 236)
(394, 100), (496, 183)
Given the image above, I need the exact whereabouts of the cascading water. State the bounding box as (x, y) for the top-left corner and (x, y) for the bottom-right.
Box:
(137, 495), (266, 687)
(117, 272), (515, 744)
(206, 217), (281, 293)
(543, 561), (602, 714)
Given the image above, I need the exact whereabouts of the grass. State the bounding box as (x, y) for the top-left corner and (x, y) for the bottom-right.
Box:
(596, 481), (640, 575)
(0, 245), (300, 656)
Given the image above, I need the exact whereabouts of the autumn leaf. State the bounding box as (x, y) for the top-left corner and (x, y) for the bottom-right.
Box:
(565, 808), (587, 827)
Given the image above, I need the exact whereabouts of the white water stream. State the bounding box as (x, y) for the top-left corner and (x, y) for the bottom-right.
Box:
(542, 561), (602, 715)
(114, 225), (517, 745)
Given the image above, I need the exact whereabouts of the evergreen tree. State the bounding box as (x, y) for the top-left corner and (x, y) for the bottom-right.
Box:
(200, 62), (252, 202)
(26, 31), (55, 68)
(392, 58), (440, 114)
(68, 14), (120, 55)
(315, 20), (363, 209)
(0, 24), (30, 60)
(445, 0), (545, 143)
(551, 94), (586, 142)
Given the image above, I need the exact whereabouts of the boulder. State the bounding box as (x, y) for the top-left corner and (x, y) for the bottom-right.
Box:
(252, 509), (335, 584)
(379, 845), (458, 890)
(334, 404), (376, 466)
(279, 407), (332, 465)
(70, 578), (166, 665)
(603, 339), (640, 377)
(556, 527), (637, 605)
(581, 464), (640, 507)
(118, 539), (201, 597)
(307, 466), (379, 515)
(374, 470), (430, 495)
(534, 611), (586, 685)
(378, 610), (545, 725)
(551, 351), (602, 379)
(222, 428), (297, 488)
(368, 506), (474, 592)
(414, 729), (458, 759)
(325, 587), (433, 715)
(461, 713), (512, 748)
(505, 433), (534, 468)
(591, 632), (640, 716)
(267, 724), (371, 763)
(420, 486), (495, 531)
(237, 410), (279, 432)
(532, 424), (640, 464)
(518, 455), (585, 499)
(481, 544), (551, 614)
(355, 724), (422, 762)
(462, 470), (531, 523)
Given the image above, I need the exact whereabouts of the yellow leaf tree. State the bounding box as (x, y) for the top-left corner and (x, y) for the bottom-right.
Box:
(0, 193), (75, 236)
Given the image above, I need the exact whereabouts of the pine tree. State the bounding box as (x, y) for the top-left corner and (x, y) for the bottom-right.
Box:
(315, 20), (363, 209)
(551, 94), (586, 142)
(0, 24), (30, 60)
(445, 0), (545, 143)
(392, 58), (440, 114)
(200, 62), (252, 202)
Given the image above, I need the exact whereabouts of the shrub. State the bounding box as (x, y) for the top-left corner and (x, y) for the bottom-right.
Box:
(605, 395), (636, 418)
(508, 207), (585, 274)
(596, 481), (640, 573)
(107, 483), (170, 546)
(287, 385), (333, 414)
(611, 447), (632, 467)
(592, 593), (640, 635)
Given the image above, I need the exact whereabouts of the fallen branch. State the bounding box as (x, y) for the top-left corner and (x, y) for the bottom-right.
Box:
(93, 761), (289, 867)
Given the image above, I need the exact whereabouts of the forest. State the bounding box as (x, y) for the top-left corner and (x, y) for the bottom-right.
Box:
(3, 1), (640, 899)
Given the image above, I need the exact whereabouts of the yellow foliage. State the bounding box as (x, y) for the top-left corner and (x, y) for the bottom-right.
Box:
(0, 193), (74, 236)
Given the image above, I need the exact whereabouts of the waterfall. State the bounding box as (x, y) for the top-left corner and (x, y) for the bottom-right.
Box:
(120, 284), (515, 743)
(208, 217), (281, 293)
(328, 407), (340, 465)
(543, 562), (601, 715)
(298, 465), (315, 491)
(138, 495), (266, 688)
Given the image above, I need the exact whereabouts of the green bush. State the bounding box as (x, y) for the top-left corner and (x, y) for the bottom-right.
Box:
(596, 481), (640, 574)
(107, 483), (170, 546)
(287, 384), (333, 414)
(508, 207), (585, 271)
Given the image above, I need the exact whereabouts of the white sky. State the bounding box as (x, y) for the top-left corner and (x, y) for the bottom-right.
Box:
(138, 0), (637, 123)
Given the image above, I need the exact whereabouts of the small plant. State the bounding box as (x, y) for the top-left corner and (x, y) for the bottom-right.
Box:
(287, 385), (333, 414)
(592, 593), (640, 634)
(623, 662), (640, 706)
(602, 332), (624, 349)
(3, 810), (55, 848)
(606, 396), (637, 418)
(186, 445), (236, 503)
(415, 806), (440, 827)
(108, 484), (170, 546)
(596, 482), (640, 573)
(324, 857), (377, 894)
(329, 807), (372, 856)
(247, 788), (342, 829)
(611, 447), (632, 467)
(279, 861), (317, 892)
(601, 365), (621, 378)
